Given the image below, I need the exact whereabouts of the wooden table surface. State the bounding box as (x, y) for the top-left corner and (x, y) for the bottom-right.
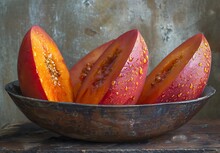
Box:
(0, 119), (219, 153)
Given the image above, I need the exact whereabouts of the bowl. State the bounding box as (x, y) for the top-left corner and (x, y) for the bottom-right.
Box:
(5, 81), (215, 142)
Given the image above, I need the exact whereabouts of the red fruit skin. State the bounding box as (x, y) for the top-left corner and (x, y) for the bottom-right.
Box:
(137, 33), (211, 104)
(70, 40), (114, 99)
(76, 29), (149, 105)
(18, 26), (47, 100)
(99, 32), (149, 105)
(17, 26), (73, 102)
(156, 35), (211, 103)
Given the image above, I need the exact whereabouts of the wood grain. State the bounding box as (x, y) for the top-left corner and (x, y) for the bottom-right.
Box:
(0, 120), (219, 152)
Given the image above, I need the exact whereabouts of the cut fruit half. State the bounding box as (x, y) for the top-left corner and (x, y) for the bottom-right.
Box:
(76, 29), (149, 105)
(137, 33), (211, 104)
(17, 26), (73, 102)
(70, 40), (114, 99)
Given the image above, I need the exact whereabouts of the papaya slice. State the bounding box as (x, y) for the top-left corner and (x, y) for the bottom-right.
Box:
(17, 26), (73, 102)
(76, 29), (149, 105)
(137, 33), (211, 104)
(70, 40), (114, 99)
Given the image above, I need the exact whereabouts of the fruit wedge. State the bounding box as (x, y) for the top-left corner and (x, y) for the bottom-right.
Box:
(17, 26), (73, 102)
(70, 40), (114, 99)
(76, 29), (149, 105)
(137, 33), (211, 104)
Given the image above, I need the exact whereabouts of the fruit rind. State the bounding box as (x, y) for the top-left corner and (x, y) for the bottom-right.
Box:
(18, 26), (73, 102)
(100, 31), (149, 105)
(138, 33), (211, 104)
(76, 29), (149, 105)
(70, 40), (114, 99)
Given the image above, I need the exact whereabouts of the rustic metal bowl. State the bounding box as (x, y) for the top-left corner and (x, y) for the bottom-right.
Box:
(5, 81), (215, 142)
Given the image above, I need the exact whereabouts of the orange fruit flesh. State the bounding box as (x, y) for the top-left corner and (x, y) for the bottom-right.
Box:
(31, 27), (73, 102)
(99, 31), (149, 105)
(76, 30), (138, 104)
(70, 40), (114, 99)
(137, 33), (203, 104)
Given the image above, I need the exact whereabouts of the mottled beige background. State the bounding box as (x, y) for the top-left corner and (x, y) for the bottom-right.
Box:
(1, 0), (220, 127)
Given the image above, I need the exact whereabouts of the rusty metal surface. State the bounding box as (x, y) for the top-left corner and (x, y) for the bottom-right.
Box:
(5, 81), (215, 142)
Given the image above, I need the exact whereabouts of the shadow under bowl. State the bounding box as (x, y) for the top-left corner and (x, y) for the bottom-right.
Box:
(5, 81), (215, 142)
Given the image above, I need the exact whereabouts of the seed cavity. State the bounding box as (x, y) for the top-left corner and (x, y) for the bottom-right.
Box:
(151, 55), (182, 87)
(80, 62), (94, 81)
(155, 75), (162, 82)
(44, 52), (61, 86)
(93, 48), (121, 87)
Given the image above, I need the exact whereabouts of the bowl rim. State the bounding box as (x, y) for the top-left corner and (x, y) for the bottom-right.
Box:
(5, 80), (216, 108)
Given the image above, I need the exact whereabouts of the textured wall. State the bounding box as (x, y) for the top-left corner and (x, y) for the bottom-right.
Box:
(1, 0), (220, 127)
